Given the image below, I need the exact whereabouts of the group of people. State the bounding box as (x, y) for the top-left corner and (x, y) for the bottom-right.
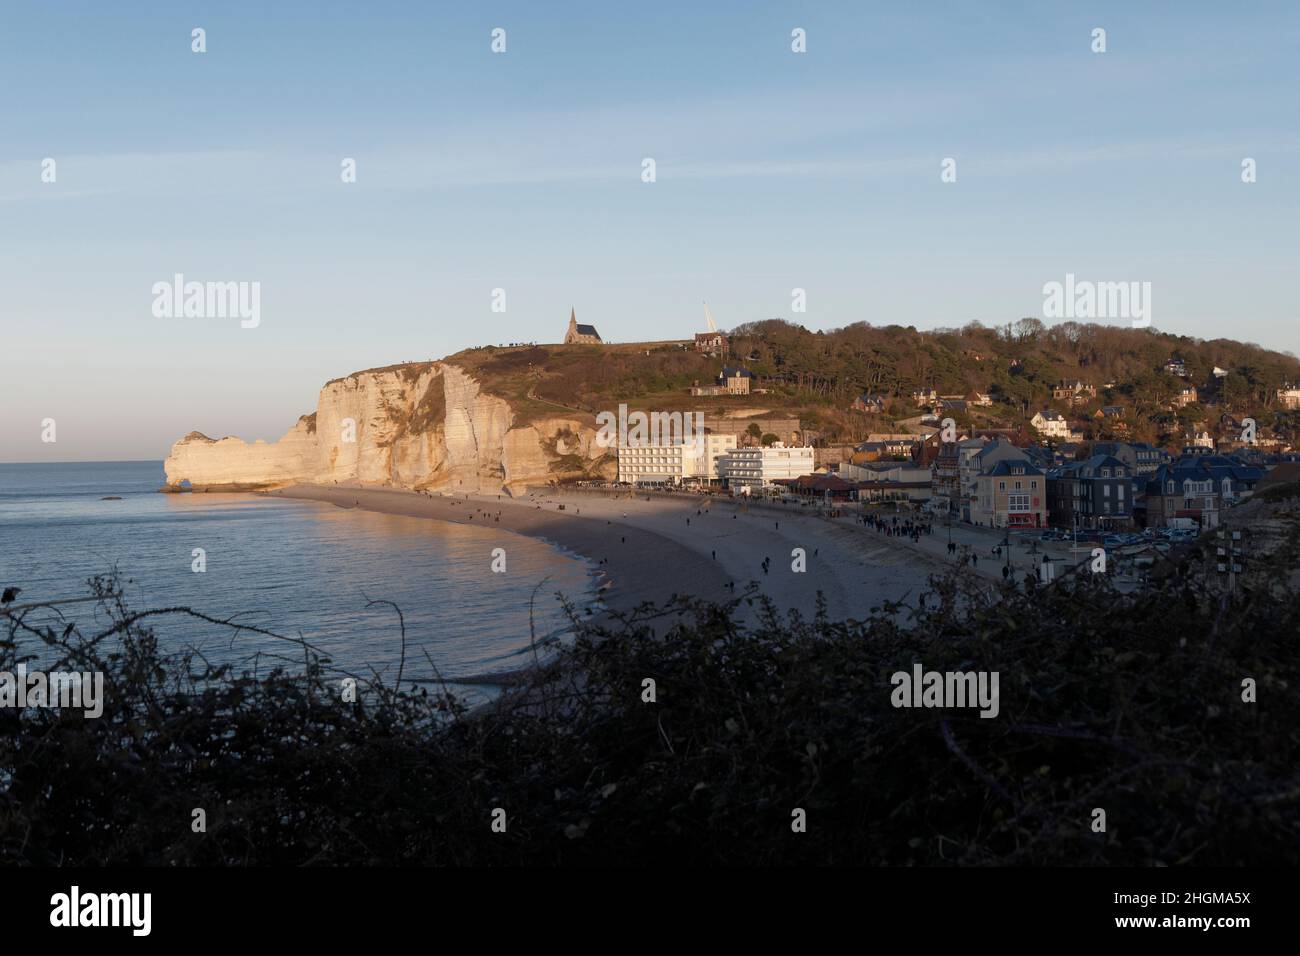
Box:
(860, 513), (933, 545)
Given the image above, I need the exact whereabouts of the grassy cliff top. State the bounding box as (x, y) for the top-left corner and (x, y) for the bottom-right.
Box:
(445, 341), (799, 428)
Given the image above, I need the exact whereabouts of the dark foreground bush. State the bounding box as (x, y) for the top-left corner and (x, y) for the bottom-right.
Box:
(2, 567), (1297, 866)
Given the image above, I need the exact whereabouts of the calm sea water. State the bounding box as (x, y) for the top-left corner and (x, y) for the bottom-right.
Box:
(0, 461), (596, 697)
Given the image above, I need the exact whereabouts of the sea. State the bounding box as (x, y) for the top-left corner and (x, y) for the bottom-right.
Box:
(0, 461), (598, 702)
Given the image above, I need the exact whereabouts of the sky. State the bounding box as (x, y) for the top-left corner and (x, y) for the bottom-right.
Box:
(2, 0), (1299, 462)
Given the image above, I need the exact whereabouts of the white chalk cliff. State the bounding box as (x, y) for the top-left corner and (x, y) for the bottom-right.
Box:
(164, 363), (612, 495)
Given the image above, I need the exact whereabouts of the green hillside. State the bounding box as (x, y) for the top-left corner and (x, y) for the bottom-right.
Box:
(445, 320), (1300, 446)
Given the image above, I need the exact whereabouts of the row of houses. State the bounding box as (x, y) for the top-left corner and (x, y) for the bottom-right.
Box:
(868, 363), (1295, 420)
(856, 390), (994, 414)
(930, 434), (1271, 531)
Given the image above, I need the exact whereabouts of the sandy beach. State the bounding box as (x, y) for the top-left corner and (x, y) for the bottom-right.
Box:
(267, 484), (952, 631)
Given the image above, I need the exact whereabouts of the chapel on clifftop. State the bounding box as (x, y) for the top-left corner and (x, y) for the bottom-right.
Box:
(564, 308), (602, 345)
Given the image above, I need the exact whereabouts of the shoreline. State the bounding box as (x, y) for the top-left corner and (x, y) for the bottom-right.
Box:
(266, 483), (950, 633)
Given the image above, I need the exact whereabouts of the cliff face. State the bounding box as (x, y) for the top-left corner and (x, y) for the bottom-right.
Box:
(163, 363), (614, 495)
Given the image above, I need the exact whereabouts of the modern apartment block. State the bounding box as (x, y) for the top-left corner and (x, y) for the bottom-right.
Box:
(720, 444), (815, 491)
(617, 434), (737, 485)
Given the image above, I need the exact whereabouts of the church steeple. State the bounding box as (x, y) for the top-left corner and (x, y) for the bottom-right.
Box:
(563, 306), (601, 345)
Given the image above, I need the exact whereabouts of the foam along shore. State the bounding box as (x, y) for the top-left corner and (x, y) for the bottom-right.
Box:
(265, 484), (946, 630)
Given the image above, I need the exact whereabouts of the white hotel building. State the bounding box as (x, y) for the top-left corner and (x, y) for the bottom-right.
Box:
(719, 444), (816, 491)
(618, 434), (738, 485)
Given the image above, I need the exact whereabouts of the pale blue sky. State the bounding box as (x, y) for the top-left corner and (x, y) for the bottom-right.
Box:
(2, 1), (1298, 461)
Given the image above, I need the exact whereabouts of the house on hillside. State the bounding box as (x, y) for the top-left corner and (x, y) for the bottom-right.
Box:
(1276, 384), (1300, 410)
(1094, 405), (1130, 434)
(1052, 380), (1097, 405)
(1031, 410), (1071, 439)
(1163, 356), (1189, 378)
(719, 366), (752, 395)
(689, 366), (753, 397)
(851, 394), (886, 413)
(694, 332), (729, 356)
(564, 309), (602, 344)
(1173, 385), (1199, 408)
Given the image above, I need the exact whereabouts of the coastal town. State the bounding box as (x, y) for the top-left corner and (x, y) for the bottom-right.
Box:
(555, 314), (1300, 588)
